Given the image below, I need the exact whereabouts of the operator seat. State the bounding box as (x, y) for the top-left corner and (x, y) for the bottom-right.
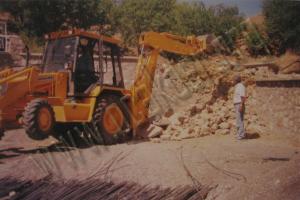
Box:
(75, 46), (98, 94)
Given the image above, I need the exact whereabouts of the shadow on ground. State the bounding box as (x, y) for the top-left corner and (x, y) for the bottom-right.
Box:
(0, 174), (212, 200)
(0, 144), (76, 162)
(245, 133), (260, 139)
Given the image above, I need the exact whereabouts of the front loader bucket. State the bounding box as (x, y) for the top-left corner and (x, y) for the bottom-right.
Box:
(0, 67), (41, 131)
(0, 67), (40, 110)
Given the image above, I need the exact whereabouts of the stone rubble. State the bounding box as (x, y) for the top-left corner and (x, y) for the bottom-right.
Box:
(149, 55), (271, 142)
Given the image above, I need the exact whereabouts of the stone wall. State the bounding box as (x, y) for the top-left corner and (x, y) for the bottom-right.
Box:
(253, 80), (300, 135)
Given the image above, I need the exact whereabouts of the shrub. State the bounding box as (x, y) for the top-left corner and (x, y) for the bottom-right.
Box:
(246, 26), (270, 56)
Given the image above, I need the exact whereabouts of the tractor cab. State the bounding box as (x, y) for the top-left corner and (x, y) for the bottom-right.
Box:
(42, 30), (125, 96)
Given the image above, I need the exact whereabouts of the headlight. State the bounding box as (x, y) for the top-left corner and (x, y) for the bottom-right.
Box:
(0, 83), (8, 96)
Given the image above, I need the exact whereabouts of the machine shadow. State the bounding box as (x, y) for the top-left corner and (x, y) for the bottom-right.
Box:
(0, 143), (75, 161)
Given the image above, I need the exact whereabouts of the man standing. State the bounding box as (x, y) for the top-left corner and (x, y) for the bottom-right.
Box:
(233, 75), (246, 140)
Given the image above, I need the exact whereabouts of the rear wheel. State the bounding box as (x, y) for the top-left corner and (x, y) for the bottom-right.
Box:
(23, 99), (55, 140)
(93, 95), (131, 145)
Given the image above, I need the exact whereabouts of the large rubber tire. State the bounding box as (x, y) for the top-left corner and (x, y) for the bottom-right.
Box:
(23, 99), (55, 140)
(93, 95), (131, 145)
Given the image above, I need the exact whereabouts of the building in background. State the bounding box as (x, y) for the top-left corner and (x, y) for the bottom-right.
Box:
(0, 13), (8, 52)
(0, 12), (26, 68)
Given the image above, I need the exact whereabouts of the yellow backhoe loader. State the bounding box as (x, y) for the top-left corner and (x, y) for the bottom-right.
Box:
(0, 30), (209, 144)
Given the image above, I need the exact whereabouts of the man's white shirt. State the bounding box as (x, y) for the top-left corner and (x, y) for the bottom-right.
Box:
(233, 82), (246, 104)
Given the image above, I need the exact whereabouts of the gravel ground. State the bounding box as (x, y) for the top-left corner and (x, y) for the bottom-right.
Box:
(0, 129), (299, 200)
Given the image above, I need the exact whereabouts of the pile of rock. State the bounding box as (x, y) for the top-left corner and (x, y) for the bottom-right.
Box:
(147, 55), (270, 142)
(148, 95), (267, 142)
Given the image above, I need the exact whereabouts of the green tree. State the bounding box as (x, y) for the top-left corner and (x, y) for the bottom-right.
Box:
(171, 2), (215, 36)
(113, 0), (176, 45)
(0, 0), (112, 37)
(211, 5), (244, 51)
(1, 0), (245, 53)
(246, 26), (270, 56)
(263, 0), (300, 53)
(113, 0), (243, 47)
(171, 3), (244, 52)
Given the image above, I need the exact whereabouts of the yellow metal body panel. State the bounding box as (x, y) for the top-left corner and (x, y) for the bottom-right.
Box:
(139, 32), (207, 56)
(53, 72), (68, 99)
(0, 68), (14, 80)
(48, 29), (121, 45)
(52, 86), (130, 123)
(130, 50), (159, 129)
(52, 100), (97, 123)
(0, 68), (40, 110)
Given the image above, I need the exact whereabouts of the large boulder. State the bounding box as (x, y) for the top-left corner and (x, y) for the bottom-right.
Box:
(147, 124), (163, 138)
(153, 117), (170, 129)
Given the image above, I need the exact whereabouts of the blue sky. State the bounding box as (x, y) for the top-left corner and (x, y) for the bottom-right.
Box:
(183, 0), (263, 16)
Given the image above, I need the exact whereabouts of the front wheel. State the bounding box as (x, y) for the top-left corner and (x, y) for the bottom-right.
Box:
(23, 99), (55, 140)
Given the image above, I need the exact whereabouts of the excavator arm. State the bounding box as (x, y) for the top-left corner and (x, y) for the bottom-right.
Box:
(130, 31), (210, 129)
(139, 32), (207, 56)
